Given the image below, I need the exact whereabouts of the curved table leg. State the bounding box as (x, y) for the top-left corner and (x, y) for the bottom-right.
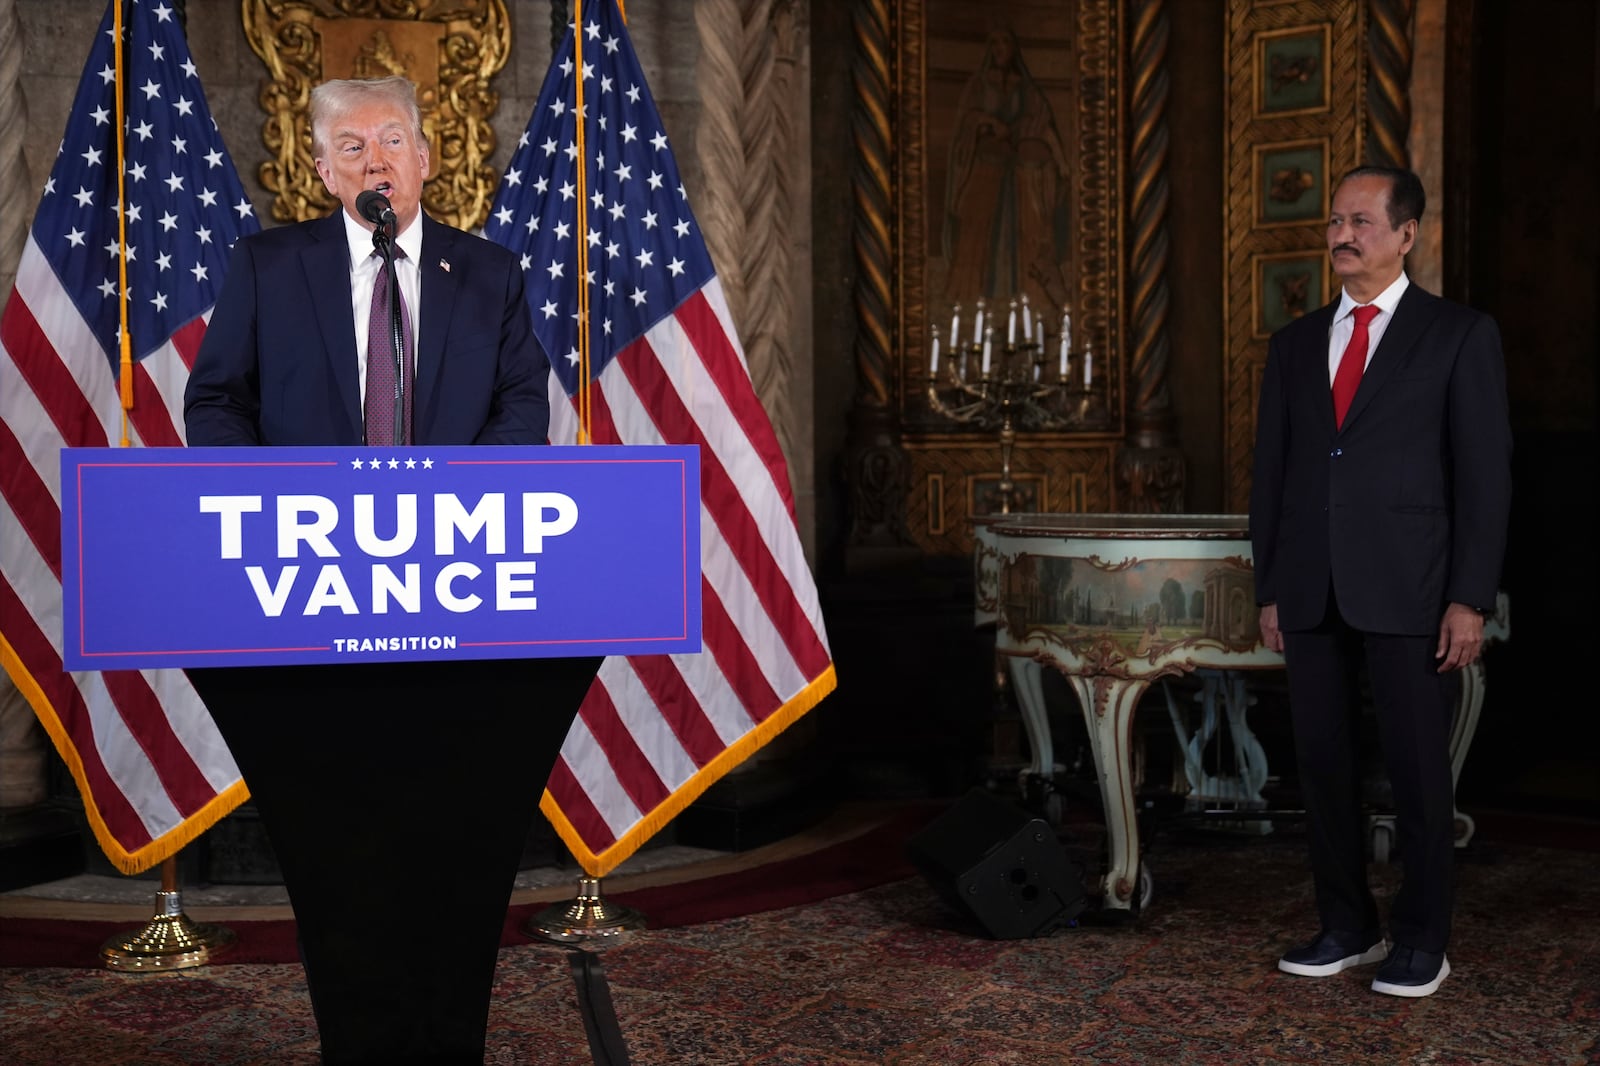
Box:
(1064, 673), (1150, 913)
(1008, 656), (1055, 782)
(1448, 660), (1486, 847)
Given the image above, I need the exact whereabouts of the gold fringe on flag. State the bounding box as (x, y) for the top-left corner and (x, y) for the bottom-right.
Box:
(539, 663), (838, 878)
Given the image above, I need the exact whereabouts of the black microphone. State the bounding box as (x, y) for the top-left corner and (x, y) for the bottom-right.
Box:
(356, 189), (396, 230)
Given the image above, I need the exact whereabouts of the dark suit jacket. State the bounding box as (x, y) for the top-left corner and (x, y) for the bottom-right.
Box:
(1249, 283), (1512, 636)
(184, 212), (549, 446)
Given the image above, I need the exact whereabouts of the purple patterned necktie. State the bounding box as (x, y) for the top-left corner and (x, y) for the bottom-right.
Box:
(365, 247), (415, 445)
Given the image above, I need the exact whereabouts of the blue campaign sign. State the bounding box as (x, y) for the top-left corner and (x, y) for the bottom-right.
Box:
(60, 445), (701, 669)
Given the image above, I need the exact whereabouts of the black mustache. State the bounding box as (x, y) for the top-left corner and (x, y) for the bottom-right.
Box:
(1332, 244), (1359, 255)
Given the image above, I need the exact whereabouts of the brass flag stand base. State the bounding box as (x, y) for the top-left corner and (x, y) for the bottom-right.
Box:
(101, 857), (235, 972)
(525, 876), (645, 944)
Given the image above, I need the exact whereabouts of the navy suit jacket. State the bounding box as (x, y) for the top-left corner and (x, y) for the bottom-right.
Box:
(1249, 284), (1512, 636)
(184, 212), (549, 446)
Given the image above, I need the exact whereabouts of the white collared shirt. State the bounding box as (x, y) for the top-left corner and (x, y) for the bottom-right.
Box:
(1327, 271), (1409, 383)
(342, 209), (423, 400)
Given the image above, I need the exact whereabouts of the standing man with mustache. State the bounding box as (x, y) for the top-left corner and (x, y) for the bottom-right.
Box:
(185, 77), (598, 1063)
(1250, 166), (1512, 998)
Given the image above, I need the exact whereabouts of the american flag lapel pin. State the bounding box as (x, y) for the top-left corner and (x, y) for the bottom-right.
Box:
(439, 258), (450, 273)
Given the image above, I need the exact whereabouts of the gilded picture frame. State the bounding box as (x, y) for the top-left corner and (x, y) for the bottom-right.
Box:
(896, 0), (1122, 435)
(1252, 249), (1328, 338)
(1253, 138), (1329, 228)
(1254, 24), (1331, 117)
(241, 0), (510, 230)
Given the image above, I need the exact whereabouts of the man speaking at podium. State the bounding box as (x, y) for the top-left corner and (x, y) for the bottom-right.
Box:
(184, 77), (599, 1065)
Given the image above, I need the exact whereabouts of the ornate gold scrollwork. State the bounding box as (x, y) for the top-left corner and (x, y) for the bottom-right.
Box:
(241, 0), (510, 229)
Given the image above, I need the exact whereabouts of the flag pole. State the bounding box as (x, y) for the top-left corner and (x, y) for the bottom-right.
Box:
(97, 0), (233, 969)
(100, 855), (236, 970)
(524, 0), (644, 944)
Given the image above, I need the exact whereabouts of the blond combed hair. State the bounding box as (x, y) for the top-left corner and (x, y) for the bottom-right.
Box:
(309, 76), (423, 159)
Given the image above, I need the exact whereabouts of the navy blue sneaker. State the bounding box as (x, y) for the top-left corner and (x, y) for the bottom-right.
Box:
(1278, 929), (1387, 977)
(1371, 944), (1450, 997)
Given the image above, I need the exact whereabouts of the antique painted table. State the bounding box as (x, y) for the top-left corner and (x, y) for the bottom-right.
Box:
(973, 513), (1508, 914)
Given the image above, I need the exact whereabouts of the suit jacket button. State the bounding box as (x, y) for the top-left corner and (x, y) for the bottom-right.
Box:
(1330, 447), (1343, 458)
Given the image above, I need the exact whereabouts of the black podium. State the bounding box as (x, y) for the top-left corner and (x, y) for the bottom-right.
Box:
(189, 656), (600, 1065)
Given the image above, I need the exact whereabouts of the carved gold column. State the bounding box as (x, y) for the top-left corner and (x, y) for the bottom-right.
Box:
(844, 0), (910, 558)
(1364, 0), (1413, 168)
(1118, 0), (1184, 513)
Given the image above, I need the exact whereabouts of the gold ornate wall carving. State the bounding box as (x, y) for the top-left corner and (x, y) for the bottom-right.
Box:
(1222, 0), (1364, 511)
(241, 0), (510, 230)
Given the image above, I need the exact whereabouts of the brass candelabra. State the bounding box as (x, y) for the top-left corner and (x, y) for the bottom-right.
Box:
(927, 296), (1105, 514)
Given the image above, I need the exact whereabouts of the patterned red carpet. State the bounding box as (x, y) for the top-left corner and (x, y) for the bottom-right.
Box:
(3, 806), (1598, 1065)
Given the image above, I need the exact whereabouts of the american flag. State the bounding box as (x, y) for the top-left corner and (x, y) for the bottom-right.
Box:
(487, 0), (835, 876)
(0, 0), (257, 873)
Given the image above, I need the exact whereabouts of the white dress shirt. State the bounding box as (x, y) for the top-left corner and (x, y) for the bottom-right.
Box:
(1327, 271), (1409, 383)
(341, 209), (423, 401)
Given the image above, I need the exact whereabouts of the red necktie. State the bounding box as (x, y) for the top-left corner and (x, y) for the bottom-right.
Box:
(365, 248), (415, 446)
(1331, 303), (1380, 428)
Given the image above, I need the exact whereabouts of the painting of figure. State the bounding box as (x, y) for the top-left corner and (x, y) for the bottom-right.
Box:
(935, 19), (1073, 313)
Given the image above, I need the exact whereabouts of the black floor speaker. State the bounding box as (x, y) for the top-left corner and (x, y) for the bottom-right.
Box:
(906, 789), (1087, 939)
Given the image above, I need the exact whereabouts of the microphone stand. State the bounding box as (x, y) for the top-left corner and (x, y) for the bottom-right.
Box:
(371, 221), (405, 445)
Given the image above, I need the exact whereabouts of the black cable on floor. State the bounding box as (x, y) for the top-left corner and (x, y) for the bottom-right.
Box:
(567, 948), (631, 1066)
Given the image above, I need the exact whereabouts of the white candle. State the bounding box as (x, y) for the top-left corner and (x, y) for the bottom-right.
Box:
(930, 333), (941, 375)
(1058, 324), (1068, 376)
(1021, 295), (1032, 343)
(981, 328), (992, 375)
(1083, 345), (1093, 388)
(1032, 361), (1041, 382)
(949, 305), (960, 349)
(1007, 299), (1017, 345)
(1036, 320), (1045, 352)
(972, 300), (985, 346)
(1061, 309), (1072, 357)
